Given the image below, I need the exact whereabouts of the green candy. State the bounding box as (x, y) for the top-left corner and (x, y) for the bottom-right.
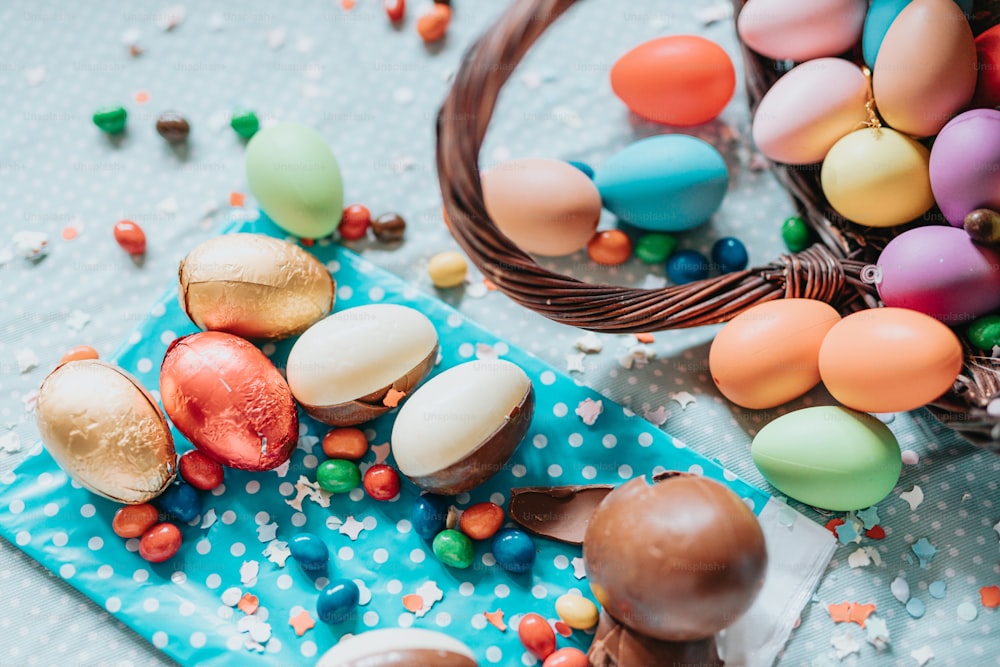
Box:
(316, 459), (361, 494)
(230, 109), (260, 139)
(635, 233), (677, 264)
(781, 216), (811, 253)
(967, 315), (1000, 351)
(432, 529), (474, 569)
(92, 105), (127, 134)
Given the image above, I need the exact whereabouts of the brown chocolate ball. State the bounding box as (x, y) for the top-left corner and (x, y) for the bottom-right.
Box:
(372, 212), (406, 243)
(156, 112), (190, 143)
(583, 472), (767, 642)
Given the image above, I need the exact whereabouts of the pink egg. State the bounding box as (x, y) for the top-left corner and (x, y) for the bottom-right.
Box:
(752, 58), (869, 165)
(738, 0), (866, 62)
(875, 226), (1000, 323)
(929, 109), (1000, 227)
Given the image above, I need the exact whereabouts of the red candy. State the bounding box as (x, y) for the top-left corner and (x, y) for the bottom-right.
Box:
(543, 647), (589, 667)
(339, 204), (371, 241)
(112, 503), (160, 538)
(518, 612), (556, 661)
(113, 219), (146, 255)
(179, 450), (225, 491)
(384, 0), (405, 22)
(139, 522), (182, 562)
(363, 464), (400, 501)
(459, 502), (505, 540)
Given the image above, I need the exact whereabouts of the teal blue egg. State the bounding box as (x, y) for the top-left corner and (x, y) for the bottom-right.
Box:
(593, 135), (728, 232)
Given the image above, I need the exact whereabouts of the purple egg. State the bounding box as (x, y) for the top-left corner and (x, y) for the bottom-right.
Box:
(876, 226), (1000, 324)
(929, 109), (1000, 227)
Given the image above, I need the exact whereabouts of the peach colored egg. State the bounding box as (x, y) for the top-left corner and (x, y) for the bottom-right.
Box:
(818, 308), (962, 413)
(709, 299), (842, 409)
(737, 0), (867, 62)
(752, 58), (869, 165)
(873, 0), (976, 138)
(482, 158), (601, 256)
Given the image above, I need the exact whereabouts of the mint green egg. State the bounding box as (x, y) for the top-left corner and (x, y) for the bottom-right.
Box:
(245, 123), (344, 239)
(751, 406), (901, 511)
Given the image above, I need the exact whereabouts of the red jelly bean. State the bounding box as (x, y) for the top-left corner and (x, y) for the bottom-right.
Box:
(543, 647), (589, 667)
(113, 219), (146, 255)
(339, 204), (371, 241)
(363, 464), (400, 501)
(384, 0), (405, 22)
(112, 503), (160, 538)
(459, 502), (505, 540)
(179, 450), (225, 491)
(139, 522), (182, 562)
(518, 612), (556, 661)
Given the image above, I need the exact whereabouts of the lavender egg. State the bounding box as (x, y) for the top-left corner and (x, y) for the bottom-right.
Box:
(929, 109), (1000, 227)
(875, 226), (1000, 324)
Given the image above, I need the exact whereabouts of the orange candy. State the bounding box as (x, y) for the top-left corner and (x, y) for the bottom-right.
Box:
(459, 502), (505, 540)
(587, 230), (632, 265)
(112, 503), (161, 538)
(543, 647), (589, 667)
(518, 613), (556, 661)
(113, 219), (146, 255)
(139, 523), (182, 562)
(321, 427), (369, 460)
(59, 345), (99, 365)
(417, 4), (450, 43)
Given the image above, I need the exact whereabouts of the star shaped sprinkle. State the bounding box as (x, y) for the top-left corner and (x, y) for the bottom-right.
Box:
(980, 585), (1000, 608)
(900, 485), (924, 511)
(643, 405), (668, 426)
(256, 523), (278, 543)
(263, 540), (290, 567)
(831, 629), (861, 660)
(339, 516), (365, 541)
(289, 610), (315, 636)
(835, 520), (860, 545)
(371, 442), (391, 465)
(669, 391), (696, 410)
(237, 593), (259, 615)
(856, 506), (880, 530)
(574, 332), (603, 354)
(383, 388), (406, 408)
(484, 609), (506, 631)
(910, 645), (934, 666)
(847, 548), (871, 569)
(565, 353), (586, 374)
(240, 560), (260, 586)
(827, 602), (852, 623)
(911, 538), (936, 568)
(865, 615), (890, 651)
(575, 398), (603, 426)
(848, 603), (876, 628)
(571, 557), (587, 580)
(891, 577), (910, 603)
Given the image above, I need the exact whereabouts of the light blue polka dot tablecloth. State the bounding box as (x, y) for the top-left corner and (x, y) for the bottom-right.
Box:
(0, 1), (997, 666)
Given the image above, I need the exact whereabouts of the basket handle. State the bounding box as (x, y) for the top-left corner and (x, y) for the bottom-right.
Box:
(435, 0), (873, 333)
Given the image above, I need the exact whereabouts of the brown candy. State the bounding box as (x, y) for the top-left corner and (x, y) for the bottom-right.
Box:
(372, 212), (406, 242)
(587, 611), (722, 667)
(964, 208), (1000, 244)
(156, 112), (190, 143)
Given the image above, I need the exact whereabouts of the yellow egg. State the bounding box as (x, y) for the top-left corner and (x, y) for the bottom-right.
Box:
(820, 127), (934, 227)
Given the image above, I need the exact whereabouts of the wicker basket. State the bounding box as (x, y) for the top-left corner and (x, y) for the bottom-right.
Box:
(436, 0), (1000, 452)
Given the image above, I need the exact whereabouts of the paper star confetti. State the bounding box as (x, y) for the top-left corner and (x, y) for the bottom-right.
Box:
(906, 598), (926, 618)
(575, 398), (603, 426)
(402, 594), (423, 613)
(835, 520), (860, 545)
(403, 581), (444, 618)
(0, 431), (21, 454)
(571, 556), (587, 580)
(237, 593), (259, 615)
(289, 609), (315, 636)
(15, 349), (38, 374)
(197, 508), (216, 529)
(911, 538), (937, 569)
(643, 405), (668, 426)
(928, 581), (947, 599)
(980, 585), (1000, 608)
(865, 525), (886, 540)
(668, 391), (696, 410)
(273, 460), (290, 478)
(240, 561), (260, 587)
(847, 548), (871, 569)
(339, 516), (365, 541)
(891, 577), (910, 604)
(484, 609), (507, 631)
(864, 546), (882, 566)
(910, 645), (934, 666)
(828, 602), (876, 627)
(221, 587), (243, 606)
(256, 522), (278, 543)
(900, 485), (924, 511)
(263, 540), (290, 567)
(865, 615), (890, 651)
(297, 435), (318, 453)
(831, 629), (861, 660)
(383, 388), (406, 408)
(66, 309), (90, 332)
(825, 518), (845, 535)
(371, 442), (390, 465)
(827, 602), (852, 624)
(574, 332), (603, 354)
(856, 506), (880, 530)
(565, 353), (586, 374)
(848, 603), (876, 628)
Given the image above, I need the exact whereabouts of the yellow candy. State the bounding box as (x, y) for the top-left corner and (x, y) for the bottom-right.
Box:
(555, 593), (599, 630)
(427, 251), (468, 288)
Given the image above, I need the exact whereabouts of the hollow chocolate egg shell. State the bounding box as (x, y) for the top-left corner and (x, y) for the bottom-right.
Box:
(160, 331), (298, 471)
(286, 304), (439, 426)
(179, 233), (335, 340)
(36, 360), (177, 504)
(315, 628), (478, 666)
(391, 359), (534, 495)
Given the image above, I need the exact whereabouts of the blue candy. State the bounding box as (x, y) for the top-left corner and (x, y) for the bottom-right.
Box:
(317, 578), (360, 624)
(411, 494), (448, 541)
(666, 249), (710, 284)
(711, 237), (748, 274)
(566, 160), (595, 179)
(491, 528), (536, 573)
(157, 482), (200, 523)
(289, 532), (329, 571)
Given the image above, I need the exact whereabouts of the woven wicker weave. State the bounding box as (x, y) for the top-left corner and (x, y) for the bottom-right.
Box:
(436, 0), (1000, 452)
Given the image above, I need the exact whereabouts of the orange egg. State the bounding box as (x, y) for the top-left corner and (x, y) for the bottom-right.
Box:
(59, 345), (99, 364)
(818, 308), (962, 413)
(587, 230), (632, 265)
(610, 36), (735, 127)
(709, 299), (842, 409)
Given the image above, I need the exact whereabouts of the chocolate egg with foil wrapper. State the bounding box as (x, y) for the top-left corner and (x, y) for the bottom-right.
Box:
(179, 233), (335, 341)
(35, 360), (177, 504)
(160, 331), (298, 471)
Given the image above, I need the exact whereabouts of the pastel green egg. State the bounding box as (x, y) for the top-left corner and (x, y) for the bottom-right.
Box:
(245, 123), (344, 239)
(751, 406), (901, 511)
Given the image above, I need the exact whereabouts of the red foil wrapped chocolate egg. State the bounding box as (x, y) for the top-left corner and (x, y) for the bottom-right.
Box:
(160, 331), (298, 471)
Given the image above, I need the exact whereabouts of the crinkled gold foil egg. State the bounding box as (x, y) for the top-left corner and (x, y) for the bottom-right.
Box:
(35, 360), (177, 504)
(178, 233), (335, 341)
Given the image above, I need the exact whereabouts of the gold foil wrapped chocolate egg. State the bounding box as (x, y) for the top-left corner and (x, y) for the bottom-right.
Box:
(35, 360), (177, 504)
(178, 233), (335, 340)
